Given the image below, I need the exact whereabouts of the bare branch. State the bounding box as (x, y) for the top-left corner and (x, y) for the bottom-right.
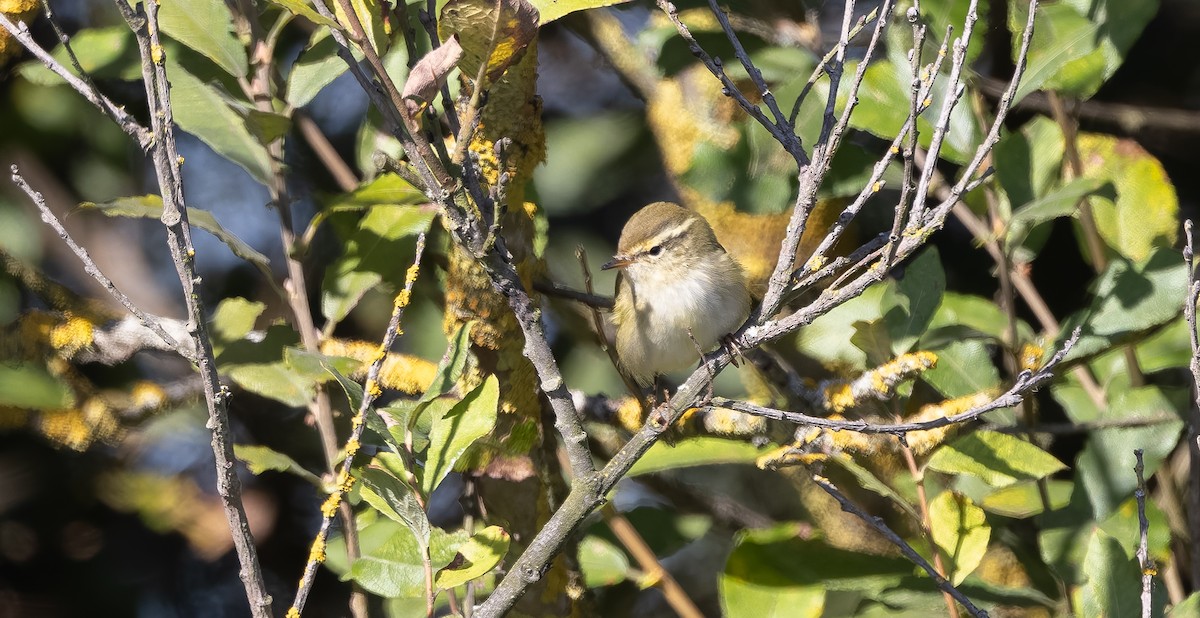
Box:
(1134, 449), (1155, 618)
(9, 166), (193, 362)
(0, 12), (151, 149)
(811, 474), (988, 617)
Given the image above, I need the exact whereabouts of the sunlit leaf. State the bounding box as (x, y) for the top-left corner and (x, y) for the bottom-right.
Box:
(439, 0), (539, 84)
(883, 247), (945, 354)
(168, 64), (272, 183)
(158, 0), (247, 77)
(979, 480), (1072, 518)
(422, 375), (498, 495)
(233, 444), (322, 486)
(627, 437), (769, 477)
(920, 339), (1000, 399)
(1077, 529), (1164, 616)
(929, 491), (990, 586)
(1075, 133), (1179, 263)
(359, 465), (431, 551)
(1006, 177), (1115, 249)
(434, 525), (510, 589)
(926, 431), (1066, 487)
(527, 0), (629, 24)
(578, 535), (629, 587)
(266, 0), (341, 28)
(17, 27), (140, 85)
(225, 362), (313, 407)
(211, 297), (265, 343)
(320, 197), (434, 323)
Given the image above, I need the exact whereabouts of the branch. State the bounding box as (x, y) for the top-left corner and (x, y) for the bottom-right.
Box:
(290, 233), (427, 616)
(710, 328), (1077, 435)
(112, 0), (271, 613)
(309, 0), (596, 481)
(1183, 220), (1200, 591)
(0, 12), (151, 150)
(9, 166), (194, 362)
(1134, 449), (1155, 618)
(811, 474), (988, 617)
(476, 3), (1040, 611)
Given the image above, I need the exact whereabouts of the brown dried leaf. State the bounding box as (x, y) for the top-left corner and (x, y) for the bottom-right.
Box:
(401, 36), (464, 119)
(439, 0), (539, 85)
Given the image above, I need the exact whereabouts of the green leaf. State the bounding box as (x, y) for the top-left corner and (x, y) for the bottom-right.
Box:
(993, 116), (1065, 216)
(527, 0), (630, 24)
(81, 195), (270, 268)
(920, 339), (1000, 399)
(320, 198), (434, 323)
(158, 0), (247, 77)
(796, 283), (889, 368)
(233, 444), (322, 486)
(423, 376), (499, 495)
(1006, 177), (1115, 249)
(283, 347), (360, 384)
(627, 437), (769, 477)
(359, 465), (431, 551)
(721, 526), (914, 618)
(578, 535), (630, 588)
(926, 430), (1067, 487)
(346, 528), (427, 598)
(850, 57), (978, 164)
(343, 523), (467, 598)
(924, 292), (1035, 346)
(266, 0), (342, 28)
(1098, 495), (1170, 563)
(0, 363), (75, 409)
(17, 27), (141, 86)
(1170, 592), (1200, 617)
(288, 33), (358, 107)
(928, 491), (991, 586)
(979, 480), (1072, 518)
(1060, 248), (1187, 362)
(226, 362), (314, 407)
(211, 297), (266, 343)
(434, 525), (510, 589)
(167, 65), (272, 184)
(1076, 133), (1179, 263)
(1053, 383), (1184, 519)
(882, 247), (945, 353)
(1010, 2), (1101, 102)
(1077, 529), (1164, 617)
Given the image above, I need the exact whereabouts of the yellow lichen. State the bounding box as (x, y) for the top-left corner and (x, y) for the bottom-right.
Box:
(1019, 341), (1045, 372)
(319, 492), (342, 518)
(49, 315), (94, 356)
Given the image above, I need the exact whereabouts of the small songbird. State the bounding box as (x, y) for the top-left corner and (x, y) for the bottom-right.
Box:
(602, 202), (752, 386)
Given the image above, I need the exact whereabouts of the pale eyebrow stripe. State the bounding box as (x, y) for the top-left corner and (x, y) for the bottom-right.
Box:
(653, 216), (697, 246)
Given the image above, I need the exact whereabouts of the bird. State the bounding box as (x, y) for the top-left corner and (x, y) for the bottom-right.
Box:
(602, 202), (752, 386)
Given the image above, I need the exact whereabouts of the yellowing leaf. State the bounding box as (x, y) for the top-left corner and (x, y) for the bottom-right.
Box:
(434, 525), (510, 589)
(1076, 133), (1178, 263)
(929, 491), (990, 586)
(439, 0), (539, 84)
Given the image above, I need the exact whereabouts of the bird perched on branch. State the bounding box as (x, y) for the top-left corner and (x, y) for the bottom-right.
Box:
(603, 202), (751, 386)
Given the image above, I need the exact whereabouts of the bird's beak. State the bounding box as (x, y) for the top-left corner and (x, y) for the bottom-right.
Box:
(601, 255), (631, 270)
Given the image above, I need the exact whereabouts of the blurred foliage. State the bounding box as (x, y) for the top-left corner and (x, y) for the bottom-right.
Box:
(1, 0), (1198, 616)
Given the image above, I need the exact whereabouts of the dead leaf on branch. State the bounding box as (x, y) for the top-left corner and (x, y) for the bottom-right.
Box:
(402, 35), (465, 119)
(439, 0), (540, 85)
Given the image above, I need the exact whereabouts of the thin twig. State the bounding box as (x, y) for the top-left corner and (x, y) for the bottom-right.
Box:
(0, 12), (152, 150)
(812, 474), (988, 617)
(1134, 449), (1155, 618)
(290, 233), (427, 616)
(711, 328), (1076, 435)
(9, 167), (192, 361)
(601, 504), (704, 618)
(1183, 220), (1200, 590)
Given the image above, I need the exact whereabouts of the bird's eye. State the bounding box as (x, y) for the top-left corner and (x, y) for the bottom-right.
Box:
(649, 245), (663, 256)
